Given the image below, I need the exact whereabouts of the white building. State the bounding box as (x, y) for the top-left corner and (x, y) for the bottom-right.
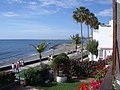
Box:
(97, 20), (113, 60)
(89, 20), (113, 61)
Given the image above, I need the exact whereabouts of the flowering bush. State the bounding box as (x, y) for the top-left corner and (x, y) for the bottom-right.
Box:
(69, 59), (107, 79)
(77, 60), (106, 78)
(90, 80), (102, 90)
(77, 82), (89, 90)
(94, 65), (110, 81)
(76, 62), (110, 90)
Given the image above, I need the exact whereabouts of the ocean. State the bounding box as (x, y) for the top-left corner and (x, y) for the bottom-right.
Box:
(0, 39), (72, 65)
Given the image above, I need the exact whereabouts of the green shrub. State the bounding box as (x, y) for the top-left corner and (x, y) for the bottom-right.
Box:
(0, 71), (15, 87)
(51, 53), (70, 76)
(19, 65), (50, 85)
(86, 40), (98, 56)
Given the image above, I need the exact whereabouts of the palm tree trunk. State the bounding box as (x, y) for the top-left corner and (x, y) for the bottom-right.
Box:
(75, 44), (77, 50)
(87, 25), (89, 41)
(39, 53), (42, 64)
(80, 23), (83, 61)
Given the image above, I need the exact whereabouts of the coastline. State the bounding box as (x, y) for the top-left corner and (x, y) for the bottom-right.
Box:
(0, 43), (76, 67)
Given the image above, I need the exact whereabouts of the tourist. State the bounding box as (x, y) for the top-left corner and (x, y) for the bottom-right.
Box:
(21, 59), (24, 67)
(16, 61), (20, 73)
(50, 54), (53, 61)
(76, 49), (79, 54)
(11, 63), (16, 72)
(20, 59), (24, 69)
(48, 55), (51, 61)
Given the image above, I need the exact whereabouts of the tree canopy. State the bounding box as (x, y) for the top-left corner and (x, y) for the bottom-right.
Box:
(70, 33), (81, 50)
(86, 40), (98, 56)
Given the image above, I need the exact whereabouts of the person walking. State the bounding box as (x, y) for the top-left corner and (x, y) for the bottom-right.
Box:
(16, 61), (20, 73)
(50, 54), (53, 62)
(11, 63), (16, 72)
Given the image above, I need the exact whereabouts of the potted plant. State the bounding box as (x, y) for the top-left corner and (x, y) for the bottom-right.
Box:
(51, 53), (70, 83)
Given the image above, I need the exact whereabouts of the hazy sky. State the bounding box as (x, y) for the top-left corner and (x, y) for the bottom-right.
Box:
(0, 0), (112, 39)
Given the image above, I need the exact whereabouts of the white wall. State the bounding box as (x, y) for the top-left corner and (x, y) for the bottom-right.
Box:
(117, 0), (120, 3)
(98, 20), (113, 59)
(91, 20), (113, 61)
(99, 23), (113, 49)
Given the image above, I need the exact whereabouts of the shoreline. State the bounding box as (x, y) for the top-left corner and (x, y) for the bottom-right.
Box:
(0, 43), (76, 67)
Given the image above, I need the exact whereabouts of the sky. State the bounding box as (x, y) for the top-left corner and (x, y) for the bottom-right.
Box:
(0, 0), (112, 39)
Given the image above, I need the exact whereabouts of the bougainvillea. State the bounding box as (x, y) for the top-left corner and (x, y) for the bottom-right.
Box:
(76, 63), (110, 90)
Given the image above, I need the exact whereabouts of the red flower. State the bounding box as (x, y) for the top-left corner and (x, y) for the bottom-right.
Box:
(103, 74), (106, 78)
(90, 80), (96, 87)
(100, 66), (104, 69)
(84, 87), (89, 90)
(97, 80), (103, 84)
(80, 84), (83, 87)
(107, 65), (110, 68)
(95, 83), (100, 89)
(93, 71), (97, 76)
(95, 66), (98, 69)
(105, 69), (108, 73)
(100, 70), (103, 74)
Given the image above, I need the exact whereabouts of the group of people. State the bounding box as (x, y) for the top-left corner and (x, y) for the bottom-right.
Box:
(11, 59), (24, 73)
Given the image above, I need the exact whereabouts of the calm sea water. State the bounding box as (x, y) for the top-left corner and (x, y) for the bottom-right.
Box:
(0, 39), (72, 64)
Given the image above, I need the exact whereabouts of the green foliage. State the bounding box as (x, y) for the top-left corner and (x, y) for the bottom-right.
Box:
(94, 67), (108, 81)
(36, 41), (47, 53)
(0, 71), (15, 87)
(70, 33), (81, 49)
(86, 40), (98, 56)
(30, 41), (47, 53)
(52, 53), (69, 69)
(72, 6), (87, 23)
(51, 53), (70, 76)
(29, 41), (47, 59)
(19, 65), (49, 85)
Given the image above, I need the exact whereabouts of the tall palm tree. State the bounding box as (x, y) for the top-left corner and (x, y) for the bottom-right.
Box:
(85, 9), (91, 41)
(89, 13), (95, 40)
(29, 41), (47, 64)
(89, 13), (99, 40)
(70, 33), (81, 50)
(73, 6), (86, 61)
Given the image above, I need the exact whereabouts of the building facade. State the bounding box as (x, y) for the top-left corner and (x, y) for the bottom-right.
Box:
(89, 20), (113, 61)
(97, 20), (113, 60)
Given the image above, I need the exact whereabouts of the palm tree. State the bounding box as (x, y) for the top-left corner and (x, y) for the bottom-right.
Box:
(73, 6), (86, 61)
(70, 33), (81, 50)
(89, 13), (95, 39)
(85, 9), (91, 41)
(29, 41), (47, 64)
(89, 13), (99, 40)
